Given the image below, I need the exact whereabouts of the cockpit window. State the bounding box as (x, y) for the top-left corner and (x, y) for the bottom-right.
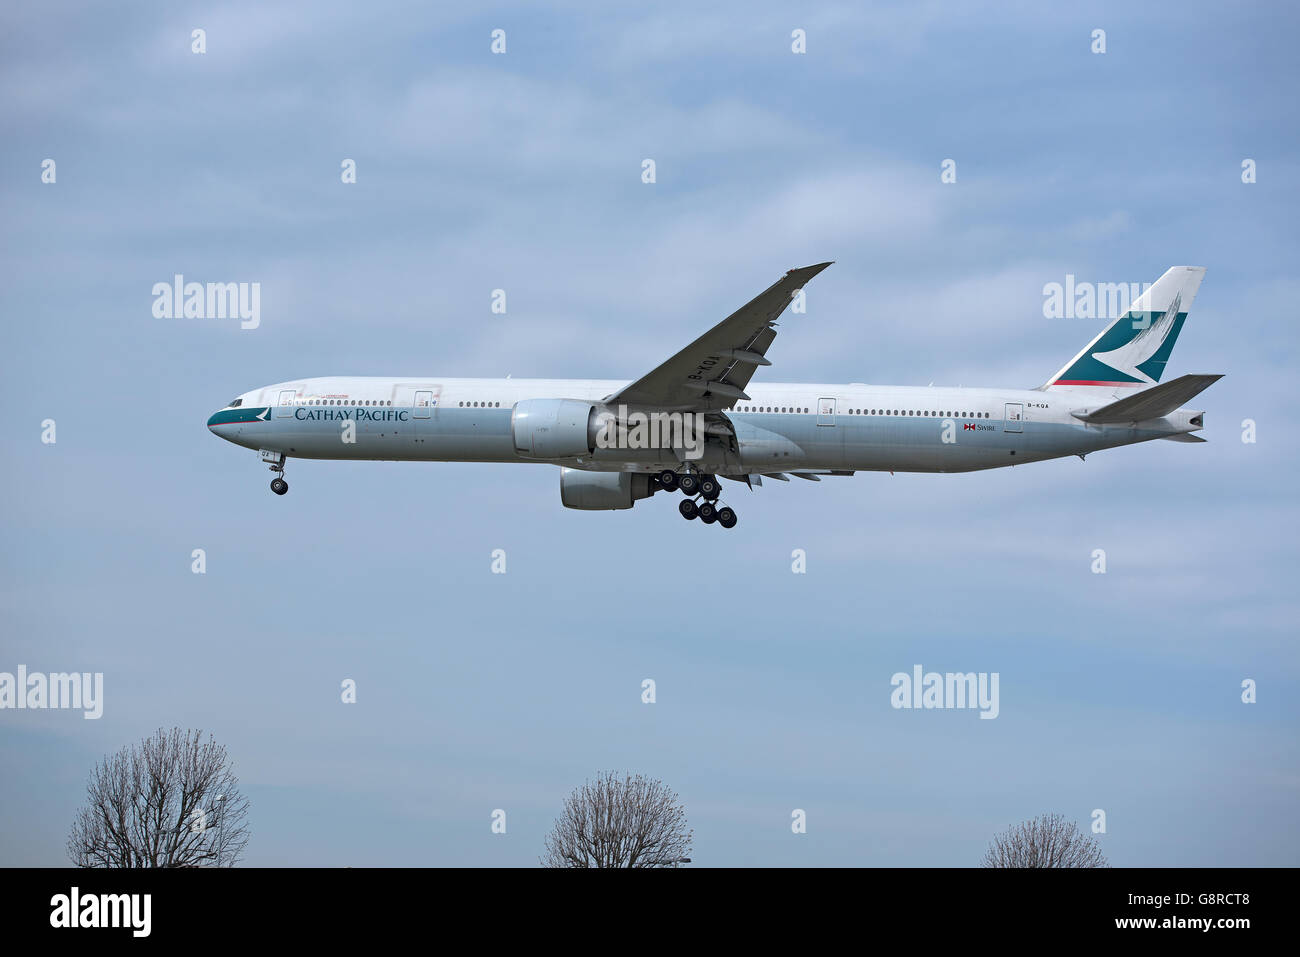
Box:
(229, 398), (243, 408)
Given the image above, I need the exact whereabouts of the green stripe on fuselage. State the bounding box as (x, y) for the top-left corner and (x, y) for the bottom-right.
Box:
(207, 407), (271, 426)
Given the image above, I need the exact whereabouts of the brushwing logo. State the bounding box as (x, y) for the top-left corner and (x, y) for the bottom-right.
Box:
(1090, 293), (1182, 384)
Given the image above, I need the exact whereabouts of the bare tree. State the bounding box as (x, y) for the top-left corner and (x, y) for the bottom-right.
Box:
(981, 813), (1108, 868)
(541, 771), (693, 868)
(67, 727), (250, 867)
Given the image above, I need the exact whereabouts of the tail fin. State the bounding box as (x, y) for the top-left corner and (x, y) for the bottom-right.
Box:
(1043, 266), (1206, 390)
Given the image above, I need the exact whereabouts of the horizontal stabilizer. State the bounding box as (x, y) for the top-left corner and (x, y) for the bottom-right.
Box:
(1072, 373), (1222, 423)
(1160, 432), (1207, 443)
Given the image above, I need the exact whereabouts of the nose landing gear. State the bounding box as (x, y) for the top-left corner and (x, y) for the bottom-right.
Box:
(262, 450), (289, 496)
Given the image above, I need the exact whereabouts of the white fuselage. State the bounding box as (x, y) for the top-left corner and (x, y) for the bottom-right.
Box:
(207, 375), (1204, 475)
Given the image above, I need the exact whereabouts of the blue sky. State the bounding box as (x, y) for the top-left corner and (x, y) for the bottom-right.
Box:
(1, 0), (1297, 866)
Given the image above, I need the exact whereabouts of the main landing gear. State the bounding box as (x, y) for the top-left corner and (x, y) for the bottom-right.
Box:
(659, 471), (737, 529)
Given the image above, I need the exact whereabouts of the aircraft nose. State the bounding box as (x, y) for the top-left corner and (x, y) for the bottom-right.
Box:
(207, 408), (242, 440)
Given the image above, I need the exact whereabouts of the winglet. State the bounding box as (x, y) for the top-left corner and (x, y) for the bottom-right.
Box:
(788, 262), (834, 284)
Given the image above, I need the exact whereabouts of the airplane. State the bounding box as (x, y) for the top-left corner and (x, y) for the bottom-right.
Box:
(207, 263), (1220, 528)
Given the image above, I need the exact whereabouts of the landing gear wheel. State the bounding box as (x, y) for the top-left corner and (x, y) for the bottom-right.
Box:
(678, 474), (700, 496)
(270, 477), (288, 496)
(698, 502), (718, 524)
(717, 506), (737, 529)
(658, 469), (680, 492)
(699, 475), (720, 500)
(678, 499), (698, 521)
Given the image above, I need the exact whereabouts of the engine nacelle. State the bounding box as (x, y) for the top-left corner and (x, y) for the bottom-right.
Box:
(560, 468), (654, 510)
(512, 398), (598, 459)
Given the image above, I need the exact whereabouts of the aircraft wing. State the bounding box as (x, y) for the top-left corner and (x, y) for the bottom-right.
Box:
(605, 262), (833, 411)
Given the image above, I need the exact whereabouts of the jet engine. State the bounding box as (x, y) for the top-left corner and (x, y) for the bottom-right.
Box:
(511, 398), (600, 459)
(559, 468), (655, 510)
